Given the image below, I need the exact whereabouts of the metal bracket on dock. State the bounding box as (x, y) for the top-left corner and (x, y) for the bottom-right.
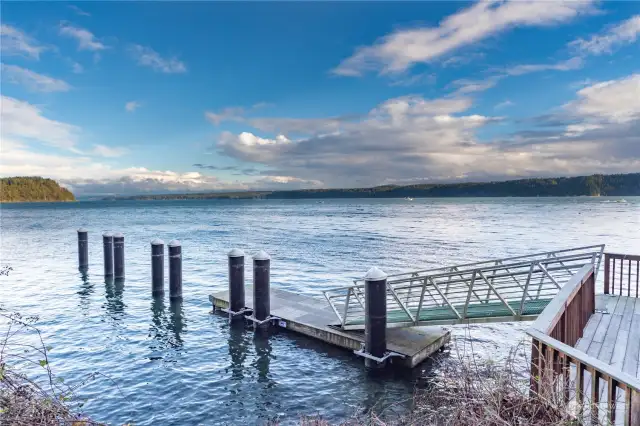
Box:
(220, 307), (252, 317)
(353, 348), (406, 364)
(220, 307), (253, 323)
(245, 315), (281, 327)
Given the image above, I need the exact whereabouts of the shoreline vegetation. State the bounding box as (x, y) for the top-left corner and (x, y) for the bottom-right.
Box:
(1, 173), (638, 204)
(0, 177), (76, 203)
(108, 172), (640, 201)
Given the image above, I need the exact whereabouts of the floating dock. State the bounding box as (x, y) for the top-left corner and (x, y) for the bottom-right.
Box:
(210, 287), (450, 368)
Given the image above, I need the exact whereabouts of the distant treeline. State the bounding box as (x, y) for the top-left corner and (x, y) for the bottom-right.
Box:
(109, 173), (640, 201)
(0, 177), (76, 203)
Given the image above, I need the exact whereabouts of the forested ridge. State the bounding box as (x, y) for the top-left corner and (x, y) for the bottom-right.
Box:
(0, 177), (76, 202)
(111, 173), (640, 200)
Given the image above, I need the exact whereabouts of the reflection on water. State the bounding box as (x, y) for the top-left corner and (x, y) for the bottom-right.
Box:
(253, 328), (274, 387)
(104, 277), (126, 320)
(148, 296), (187, 361)
(77, 269), (93, 312)
(227, 322), (250, 381)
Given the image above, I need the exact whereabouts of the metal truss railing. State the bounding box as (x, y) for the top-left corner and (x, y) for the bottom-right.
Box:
(323, 245), (604, 330)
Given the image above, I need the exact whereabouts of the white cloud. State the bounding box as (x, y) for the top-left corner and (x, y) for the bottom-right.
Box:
(0, 24), (47, 59)
(1, 95), (80, 151)
(213, 73), (640, 187)
(59, 23), (107, 51)
(494, 100), (514, 110)
(205, 107), (246, 125)
(125, 101), (141, 112)
(68, 5), (91, 17)
(333, 0), (595, 76)
(450, 77), (502, 95)
(1, 63), (71, 92)
(71, 61), (84, 73)
(128, 44), (186, 74)
(571, 15), (640, 55)
(504, 56), (583, 76)
(441, 52), (486, 68)
(91, 145), (128, 158)
(388, 72), (436, 87)
(205, 103), (276, 126)
(564, 74), (640, 127)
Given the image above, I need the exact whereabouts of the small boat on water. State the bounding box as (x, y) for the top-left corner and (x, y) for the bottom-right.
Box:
(405, 197), (414, 201)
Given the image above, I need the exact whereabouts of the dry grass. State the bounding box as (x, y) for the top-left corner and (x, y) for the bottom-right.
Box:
(0, 368), (102, 426)
(396, 345), (582, 426)
(289, 341), (605, 426)
(0, 306), (105, 426)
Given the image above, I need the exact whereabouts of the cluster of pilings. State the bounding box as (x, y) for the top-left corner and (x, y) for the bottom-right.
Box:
(223, 249), (273, 328)
(223, 249), (390, 367)
(77, 229), (183, 299)
(78, 230), (390, 367)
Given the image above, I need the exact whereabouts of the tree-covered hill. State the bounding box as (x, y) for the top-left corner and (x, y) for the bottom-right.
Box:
(112, 172), (640, 200)
(0, 177), (76, 202)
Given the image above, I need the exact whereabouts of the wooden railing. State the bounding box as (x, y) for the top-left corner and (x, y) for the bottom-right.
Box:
(604, 253), (640, 298)
(527, 264), (640, 425)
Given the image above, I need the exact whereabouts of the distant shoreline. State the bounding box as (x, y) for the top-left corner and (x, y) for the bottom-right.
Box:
(0, 200), (77, 204)
(104, 172), (640, 201)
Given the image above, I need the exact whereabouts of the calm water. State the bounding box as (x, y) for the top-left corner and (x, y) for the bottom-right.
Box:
(1, 197), (639, 425)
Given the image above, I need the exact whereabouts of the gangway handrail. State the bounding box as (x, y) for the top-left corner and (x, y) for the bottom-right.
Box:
(322, 245), (605, 329)
(351, 244), (605, 286)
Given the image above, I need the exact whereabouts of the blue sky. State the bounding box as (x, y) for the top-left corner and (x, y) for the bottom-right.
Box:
(1, 1), (639, 195)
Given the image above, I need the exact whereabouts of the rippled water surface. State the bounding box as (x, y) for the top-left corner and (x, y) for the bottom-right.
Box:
(1, 198), (639, 425)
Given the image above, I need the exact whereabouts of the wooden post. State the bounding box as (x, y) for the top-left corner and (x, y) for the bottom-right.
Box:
(252, 250), (270, 322)
(168, 240), (182, 299)
(607, 377), (617, 424)
(364, 267), (387, 369)
(151, 239), (164, 296)
(77, 228), (89, 269)
(576, 362), (585, 416)
(604, 253), (610, 294)
(629, 389), (640, 426)
(228, 248), (245, 317)
(113, 233), (125, 279)
(103, 232), (113, 277)
(592, 369), (601, 424)
(530, 338), (540, 394)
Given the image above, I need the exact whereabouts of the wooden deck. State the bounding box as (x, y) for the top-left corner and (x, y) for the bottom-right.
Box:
(576, 294), (640, 379)
(210, 287), (451, 368)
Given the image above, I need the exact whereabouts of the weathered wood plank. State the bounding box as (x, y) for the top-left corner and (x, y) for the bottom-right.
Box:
(621, 297), (636, 331)
(606, 295), (621, 313)
(623, 314), (640, 377)
(613, 296), (627, 315)
(610, 324), (629, 371)
(597, 314), (623, 364)
(587, 314), (613, 357)
(595, 294), (607, 311)
(576, 312), (603, 352)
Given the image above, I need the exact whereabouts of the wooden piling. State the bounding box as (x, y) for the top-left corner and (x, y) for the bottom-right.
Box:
(364, 267), (387, 369)
(113, 233), (125, 279)
(228, 248), (245, 317)
(103, 232), (113, 277)
(151, 239), (164, 296)
(252, 250), (270, 322)
(168, 240), (182, 299)
(77, 228), (88, 269)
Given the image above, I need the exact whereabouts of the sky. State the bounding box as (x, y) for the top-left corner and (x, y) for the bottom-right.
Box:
(1, 1), (639, 196)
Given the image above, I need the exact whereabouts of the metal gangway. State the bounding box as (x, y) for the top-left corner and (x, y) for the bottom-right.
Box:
(323, 245), (605, 331)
